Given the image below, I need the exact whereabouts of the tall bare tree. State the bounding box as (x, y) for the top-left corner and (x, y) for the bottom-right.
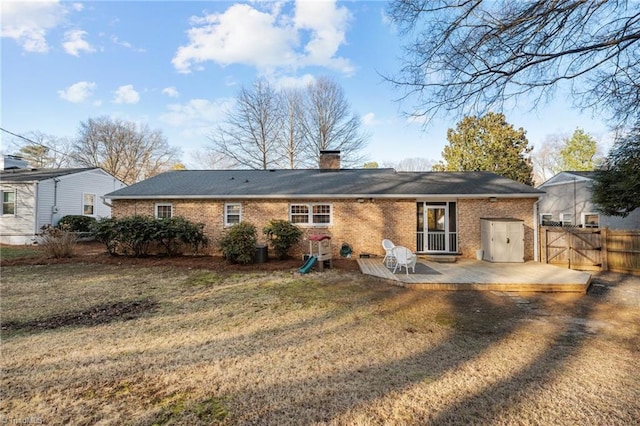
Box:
(531, 134), (564, 185)
(279, 87), (306, 169)
(299, 76), (369, 168)
(8, 131), (74, 168)
(209, 79), (284, 170)
(387, 1), (640, 127)
(74, 116), (180, 185)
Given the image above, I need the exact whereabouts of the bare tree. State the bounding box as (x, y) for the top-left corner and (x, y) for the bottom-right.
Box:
(189, 147), (237, 170)
(299, 76), (369, 168)
(209, 79), (284, 170)
(6, 131), (75, 168)
(279, 87), (306, 169)
(382, 157), (436, 171)
(74, 116), (180, 185)
(531, 134), (564, 185)
(387, 1), (640, 127)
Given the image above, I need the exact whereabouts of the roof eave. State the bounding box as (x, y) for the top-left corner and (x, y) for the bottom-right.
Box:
(106, 193), (543, 200)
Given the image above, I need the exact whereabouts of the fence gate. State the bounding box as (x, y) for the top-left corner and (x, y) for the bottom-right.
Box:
(541, 227), (603, 271)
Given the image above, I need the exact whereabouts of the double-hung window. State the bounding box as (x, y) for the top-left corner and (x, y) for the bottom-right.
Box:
(290, 203), (332, 226)
(224, 203), (242, 226)
(155, 203), (173, 219)
(83, 193), (96, 215)
(583, 213), (599, 228)
(2, 190), (16, 215)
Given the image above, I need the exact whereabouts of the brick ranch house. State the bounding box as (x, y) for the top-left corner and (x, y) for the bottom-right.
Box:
(104, 152), (544, 261)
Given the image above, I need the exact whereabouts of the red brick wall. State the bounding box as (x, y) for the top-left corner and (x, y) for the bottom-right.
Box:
(457, 198), (537, 260)
(112, 197), (537, 260)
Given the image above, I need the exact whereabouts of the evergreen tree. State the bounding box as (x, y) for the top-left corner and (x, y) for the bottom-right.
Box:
(435, 113), (533, 185)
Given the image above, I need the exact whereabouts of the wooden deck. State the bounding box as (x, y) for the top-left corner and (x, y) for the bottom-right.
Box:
(357, 258), (592, 293)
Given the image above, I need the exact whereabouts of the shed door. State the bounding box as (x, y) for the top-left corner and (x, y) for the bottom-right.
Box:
(492, 221), (524, 262)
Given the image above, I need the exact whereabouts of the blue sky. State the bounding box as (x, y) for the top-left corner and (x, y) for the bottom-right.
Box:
(1, 0), (613, 168)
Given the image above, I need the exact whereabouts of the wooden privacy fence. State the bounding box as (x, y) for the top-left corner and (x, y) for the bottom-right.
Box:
(539, 227), (640, 275)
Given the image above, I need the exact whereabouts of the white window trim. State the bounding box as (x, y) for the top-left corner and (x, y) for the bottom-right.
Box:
(224, 203), (242, 227)
(560, 213), (574, 226)
(1, 189), (17, 216)
(83, 192), (96, 216)
(539, 213), (553, 225)
(155, 203), (173, 219)
(289, 203), (333, 226)
(582, 212), (600, 228)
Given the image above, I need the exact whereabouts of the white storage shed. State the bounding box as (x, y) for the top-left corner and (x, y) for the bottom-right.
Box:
(480, 218), (525, 263)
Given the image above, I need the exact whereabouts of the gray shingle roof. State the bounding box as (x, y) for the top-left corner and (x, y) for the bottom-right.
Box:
(105, 169), (542, 199)
(0, 168), (98, 182)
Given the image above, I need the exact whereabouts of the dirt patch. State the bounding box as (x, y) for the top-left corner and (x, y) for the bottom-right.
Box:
(1, 299), (158, 335)
(0, 241), (361, 272)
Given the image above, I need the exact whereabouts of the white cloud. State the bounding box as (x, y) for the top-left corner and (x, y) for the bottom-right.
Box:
(362, 112), (379, 126)
(58, 81), (96, 103)
(172, 0), (352, 74)
(62, 29), (95, 56)
(162, 86), (180, 98)
(71, 3), (84, 12)
(111, 35), (146, 53)
(160, 98), (234, 137)
(113, 85), (140, 104)
(293, 0), (353, 73)
(1, 0), (68, 53)
(273, 73), (315, 89)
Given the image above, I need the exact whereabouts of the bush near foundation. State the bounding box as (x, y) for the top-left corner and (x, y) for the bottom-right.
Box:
(263, 219), (302, 259)
(92, 216), (208, 257)
(219, 222), (257, 264)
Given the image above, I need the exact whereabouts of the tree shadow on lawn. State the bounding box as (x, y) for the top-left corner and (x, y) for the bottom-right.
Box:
(229, 290), (602, 425)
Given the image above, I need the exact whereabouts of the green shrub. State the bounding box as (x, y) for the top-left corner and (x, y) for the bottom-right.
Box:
(92, 218), (120, 255)
(263, 219), (302, 259)
(92, 216), (208, 257)
(39, 224), (77, 258)
(219, 222), (257, 264)
(153, 216), (209, 256)
(58, 215), (97, 233)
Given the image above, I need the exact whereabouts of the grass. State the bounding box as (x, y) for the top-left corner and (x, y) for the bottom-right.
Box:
(1, 263), (639, 425)
(0, 245), (41, 261)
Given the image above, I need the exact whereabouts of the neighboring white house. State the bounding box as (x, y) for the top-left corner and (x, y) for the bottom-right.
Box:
(0, 167), (126, 244)
(537, 171), (640, 230)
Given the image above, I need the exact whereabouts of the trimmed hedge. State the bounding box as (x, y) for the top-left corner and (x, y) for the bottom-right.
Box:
(58, 215), (97, 233)
(263, 219), (302, 260)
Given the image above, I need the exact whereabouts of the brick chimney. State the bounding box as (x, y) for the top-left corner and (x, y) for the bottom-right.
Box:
(319, 150), (341, 170)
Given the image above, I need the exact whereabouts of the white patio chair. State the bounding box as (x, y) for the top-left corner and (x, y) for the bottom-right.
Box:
(382, 239), (396, 267)
(392, 246), (417, 275)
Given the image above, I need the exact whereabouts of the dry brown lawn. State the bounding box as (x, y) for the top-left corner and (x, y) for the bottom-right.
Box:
(1, 255), (639, 425)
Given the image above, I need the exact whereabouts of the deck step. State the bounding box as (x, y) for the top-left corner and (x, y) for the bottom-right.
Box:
(423, 254), (458, 263)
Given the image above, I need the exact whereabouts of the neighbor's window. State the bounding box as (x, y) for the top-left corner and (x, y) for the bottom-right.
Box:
(155, 203), (173, 219)
(2, 190), (16, 215)
(290, 203), (332, 225)
(560, 213), (573, 226)
(224, 203), (242, 226)
(83, 193), (95, 215)
(583, 213), (600, 228)
(540, 213), (553, 225)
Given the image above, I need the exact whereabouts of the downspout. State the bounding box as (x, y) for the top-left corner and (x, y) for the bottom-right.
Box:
(533, 198), (541, 262)
(51, 178), (60, 225)
(33, 182), (39, 239)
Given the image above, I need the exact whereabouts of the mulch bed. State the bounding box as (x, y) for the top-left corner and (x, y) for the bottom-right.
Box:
(1, 242), (361, 272)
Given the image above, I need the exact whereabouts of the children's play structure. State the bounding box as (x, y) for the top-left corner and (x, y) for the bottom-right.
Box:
(298, 234), (332, 273)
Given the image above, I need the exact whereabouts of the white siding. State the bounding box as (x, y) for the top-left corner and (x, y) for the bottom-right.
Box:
(1, 169), (126, 244)
(0, 183), (37, 244)
(36, 169), (126, 229)
(538, 176), (640, 230)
